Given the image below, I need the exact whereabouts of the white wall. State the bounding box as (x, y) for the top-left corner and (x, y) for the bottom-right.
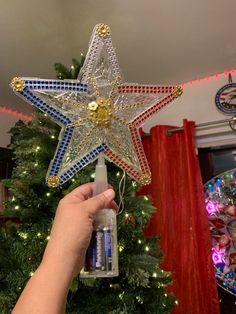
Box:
(142, 71), (236, 147)
(1, 71), (236, 148)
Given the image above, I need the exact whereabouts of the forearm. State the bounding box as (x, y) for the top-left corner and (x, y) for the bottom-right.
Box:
(12, 185), (116, 313)
(12, 259), (74, 314)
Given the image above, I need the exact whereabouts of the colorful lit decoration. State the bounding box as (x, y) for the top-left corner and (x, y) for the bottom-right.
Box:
(10, 23), (182, 187)
(206, 200), (219, 215)
(205, 169), (236, 295)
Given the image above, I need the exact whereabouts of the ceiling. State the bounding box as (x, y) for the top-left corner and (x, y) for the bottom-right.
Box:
(1, 0), (236, 114)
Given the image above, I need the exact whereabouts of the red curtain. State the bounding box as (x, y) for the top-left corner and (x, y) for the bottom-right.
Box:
(141, 120), (219, 314)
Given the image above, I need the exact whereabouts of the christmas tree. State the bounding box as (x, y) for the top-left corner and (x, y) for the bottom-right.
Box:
(0, 57), (176, 314)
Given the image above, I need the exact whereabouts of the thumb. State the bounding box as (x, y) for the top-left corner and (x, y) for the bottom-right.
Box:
(84, 189), (115, 216)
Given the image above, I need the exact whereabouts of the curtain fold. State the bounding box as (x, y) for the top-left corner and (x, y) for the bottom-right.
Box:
(141, 120), (219, 314)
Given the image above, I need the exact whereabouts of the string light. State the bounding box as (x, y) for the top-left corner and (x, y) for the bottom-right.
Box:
(136, 296), (143, 303)
(34, 163), (38, 167)
(71, 178), (75, 182)
(180, 68), (236, 87)
(14, 205), (19, 210)
(138, 239), (142, 244)
(153, 272), (157, 278)
(118, 245), (124, 252)
(145, 246), (150, 251)
(116, 171), (121, 178)
(46, 192), (50, 197)
(0, 106), (32, 121)
(175, 300), (179, 305)
(132, 181), (137, 188)
(51, 135), (55, 139)
(118, 292), (124, 299)
(143, 196), (149, 201)
(29, 272), (34, 277)
(90, 173), (95, 179)
(18, 232), (28, 239)
(37, 232), (41, 237)
(46, 236), (50, 241)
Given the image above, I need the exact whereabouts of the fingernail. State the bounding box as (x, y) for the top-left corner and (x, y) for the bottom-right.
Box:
(103, 189), (115, 199)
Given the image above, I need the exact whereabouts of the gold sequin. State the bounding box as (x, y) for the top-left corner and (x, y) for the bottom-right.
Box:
(96, 24), (110, 37)
(172, 86), (183, 98)
(140, 174), (151, 185)
(47, 176), (60, 188)
(10, 77), (25, 92)
(87, 97), (113, 127)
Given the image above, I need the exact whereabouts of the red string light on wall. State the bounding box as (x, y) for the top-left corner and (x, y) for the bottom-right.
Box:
(180, 68), (236, 87)
(0, 106), (32, 121)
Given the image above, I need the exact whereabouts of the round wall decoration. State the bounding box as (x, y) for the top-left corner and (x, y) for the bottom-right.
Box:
(215, 74), (236, 115)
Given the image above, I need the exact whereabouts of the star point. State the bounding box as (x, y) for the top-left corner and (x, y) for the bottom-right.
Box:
(10, 24), (182, 186)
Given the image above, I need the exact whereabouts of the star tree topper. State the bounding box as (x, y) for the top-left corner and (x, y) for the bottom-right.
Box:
(11, 23), (182, 187)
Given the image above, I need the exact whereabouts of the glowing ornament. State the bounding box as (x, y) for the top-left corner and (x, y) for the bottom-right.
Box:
(10, 24), (182, 187)
(212, 248), (225, 265)
(206, 200), (219, 215)
(205, 168), (236, 295)
(215, 178), (222, 186)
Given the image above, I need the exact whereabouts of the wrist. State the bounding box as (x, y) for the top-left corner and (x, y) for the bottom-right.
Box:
(41, 247), (84, 279)
(42, 255), (73, 275)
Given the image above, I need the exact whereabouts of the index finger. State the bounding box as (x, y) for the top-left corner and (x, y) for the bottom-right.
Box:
(64, 183), (115, 204)
(64, 182), (95, 203)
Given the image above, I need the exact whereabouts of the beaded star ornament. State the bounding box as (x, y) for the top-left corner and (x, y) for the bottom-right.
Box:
(11, 23), (182, 187)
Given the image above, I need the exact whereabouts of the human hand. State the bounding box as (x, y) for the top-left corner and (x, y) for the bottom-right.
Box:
(12, 183), (117, 314)
(42, 183), (117, 277)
